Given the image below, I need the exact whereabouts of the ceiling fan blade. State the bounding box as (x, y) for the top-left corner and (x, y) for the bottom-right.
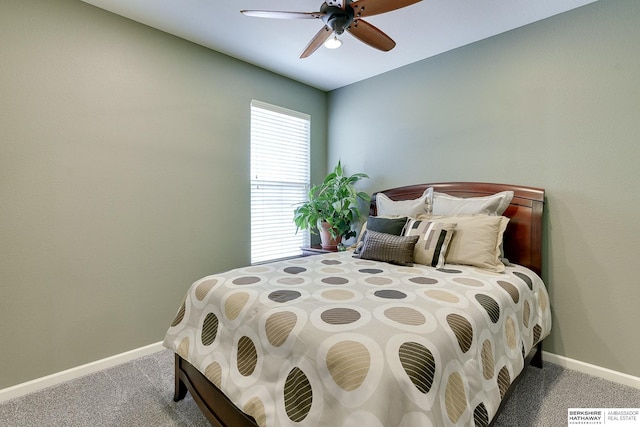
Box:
(347, 19), (396, 51)
(350, 0), (422, 18)
(300, 25), (334, 58)
(240, 10), (325, 19)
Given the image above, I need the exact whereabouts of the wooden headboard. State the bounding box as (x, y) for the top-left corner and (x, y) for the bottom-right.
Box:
(370, 182), (545, 275)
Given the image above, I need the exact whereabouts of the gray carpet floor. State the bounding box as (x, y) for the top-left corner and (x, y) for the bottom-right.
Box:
(1, 349), (639, 426)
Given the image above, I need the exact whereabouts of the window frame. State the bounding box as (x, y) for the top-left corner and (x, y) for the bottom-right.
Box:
(249, 100), (311, 264)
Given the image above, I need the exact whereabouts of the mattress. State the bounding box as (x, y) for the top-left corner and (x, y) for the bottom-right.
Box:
(164, 250), (551, 427)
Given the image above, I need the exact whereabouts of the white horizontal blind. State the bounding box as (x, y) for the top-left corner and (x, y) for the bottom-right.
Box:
(250, 100), (310, 264)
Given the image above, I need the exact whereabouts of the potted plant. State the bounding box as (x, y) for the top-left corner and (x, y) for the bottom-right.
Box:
(294, 161), (369, 250)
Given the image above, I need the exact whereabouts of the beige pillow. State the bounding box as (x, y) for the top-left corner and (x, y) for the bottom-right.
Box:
(427, 215), (510, 272)
(403, 218), (456, 268)
(432, 191), (514, 216)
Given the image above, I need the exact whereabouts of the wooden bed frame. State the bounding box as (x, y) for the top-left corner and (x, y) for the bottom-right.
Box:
(173, 182), (546, 427)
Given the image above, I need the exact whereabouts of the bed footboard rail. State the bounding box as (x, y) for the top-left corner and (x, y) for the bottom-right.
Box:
(174, 354), (258, 427)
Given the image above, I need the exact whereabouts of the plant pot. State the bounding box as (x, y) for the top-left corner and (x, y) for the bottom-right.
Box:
(318, 221), (342, 251)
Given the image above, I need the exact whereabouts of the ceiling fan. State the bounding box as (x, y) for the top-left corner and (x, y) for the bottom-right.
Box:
(241, 0), (423, 58)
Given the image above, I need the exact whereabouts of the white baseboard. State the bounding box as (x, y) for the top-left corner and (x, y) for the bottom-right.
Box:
(0, 341), (165, 404)
(543, 351), (640, 390)
(2, 345), (638, 404)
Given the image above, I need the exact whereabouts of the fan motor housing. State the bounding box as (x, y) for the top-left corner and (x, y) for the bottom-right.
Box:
(320, 3), (354, 34)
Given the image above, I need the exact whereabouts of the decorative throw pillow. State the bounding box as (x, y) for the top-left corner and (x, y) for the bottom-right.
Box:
(355, 230), (419, 266)
(353, 216), (408, 254)
(376, 187), (433, 217)
(428, 215), (510, 272)
(403, 218), (456, 268)
(366, 216), (409, 235)
(432, 191), (514, 216)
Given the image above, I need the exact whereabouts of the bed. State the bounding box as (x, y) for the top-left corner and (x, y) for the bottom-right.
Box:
(164, 182), (550, 427)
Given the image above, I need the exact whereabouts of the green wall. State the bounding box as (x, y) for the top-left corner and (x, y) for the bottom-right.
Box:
(328, 0), (640, 377)
(2, 0), (639, 392)
(0, 0), (327, 388)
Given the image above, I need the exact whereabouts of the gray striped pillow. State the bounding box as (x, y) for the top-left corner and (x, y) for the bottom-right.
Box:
(403, 218), (456, 268)
(356, 230), (419, 266)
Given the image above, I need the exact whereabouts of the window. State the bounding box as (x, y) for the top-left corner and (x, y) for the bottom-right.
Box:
(250, 100), (310, 264)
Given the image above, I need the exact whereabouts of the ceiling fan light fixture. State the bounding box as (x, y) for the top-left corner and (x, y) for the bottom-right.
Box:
(324, 35), (342, 49)
(241, 0), (423, 58)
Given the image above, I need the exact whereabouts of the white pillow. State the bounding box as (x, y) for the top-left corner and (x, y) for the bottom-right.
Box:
(376, 187), (433, 217)
(432, 191), (514, 216)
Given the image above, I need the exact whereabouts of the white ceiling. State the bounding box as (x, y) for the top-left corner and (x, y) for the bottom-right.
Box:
(81, 0), (597, 91)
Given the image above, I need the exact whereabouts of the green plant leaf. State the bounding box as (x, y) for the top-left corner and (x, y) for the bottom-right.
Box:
(292, 161), (369, 241)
